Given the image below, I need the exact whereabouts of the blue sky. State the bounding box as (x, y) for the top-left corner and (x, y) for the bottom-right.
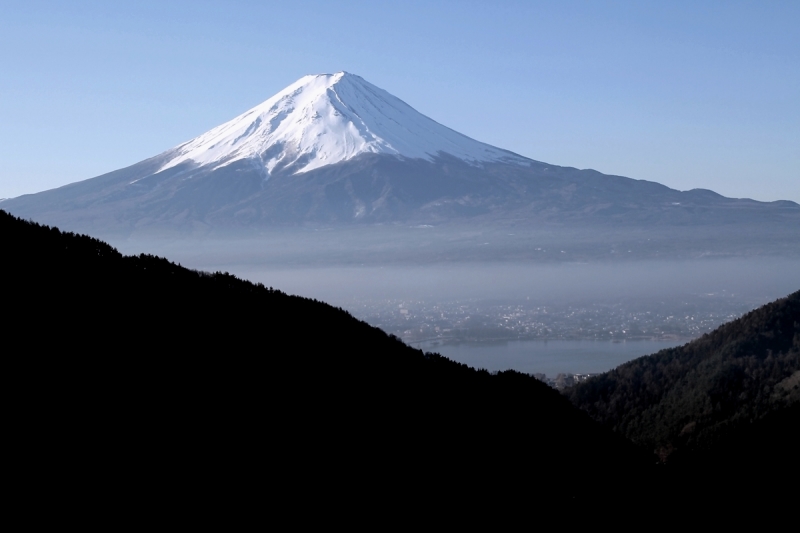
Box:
(1, 0), (798, 202)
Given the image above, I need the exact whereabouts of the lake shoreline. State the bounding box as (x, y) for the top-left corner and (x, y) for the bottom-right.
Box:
(409, 338), (686, 377)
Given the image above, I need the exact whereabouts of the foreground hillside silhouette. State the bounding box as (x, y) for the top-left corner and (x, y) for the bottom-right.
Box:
(5, 208), (796, 515)
(2, 209), (647, 510)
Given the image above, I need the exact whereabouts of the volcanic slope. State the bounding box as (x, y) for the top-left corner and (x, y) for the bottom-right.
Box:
(3, 72), (798, 237)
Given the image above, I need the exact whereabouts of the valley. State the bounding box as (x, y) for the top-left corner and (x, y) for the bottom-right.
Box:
(4, 3), (798, 517)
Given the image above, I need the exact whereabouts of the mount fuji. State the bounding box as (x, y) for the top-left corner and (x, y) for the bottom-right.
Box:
(157, 72), (530, 177)
(3, 72), (798, 239)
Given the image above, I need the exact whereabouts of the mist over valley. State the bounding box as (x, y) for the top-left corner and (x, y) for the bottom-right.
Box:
(113, 230), (798, 377)
(5, 71), (797, 378)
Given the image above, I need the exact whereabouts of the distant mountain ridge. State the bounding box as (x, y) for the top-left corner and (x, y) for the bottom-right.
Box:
(3, 72), (799, 237)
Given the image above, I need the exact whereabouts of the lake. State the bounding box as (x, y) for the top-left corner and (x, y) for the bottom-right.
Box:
(411, 339), (685, 376)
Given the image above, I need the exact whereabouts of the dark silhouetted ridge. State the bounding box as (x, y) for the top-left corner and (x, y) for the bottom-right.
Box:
(2, 209), (649, 514)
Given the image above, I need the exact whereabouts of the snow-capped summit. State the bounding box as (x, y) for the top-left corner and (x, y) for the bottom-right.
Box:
(158, 71), (530, 176)
(8, 70), (796, 237)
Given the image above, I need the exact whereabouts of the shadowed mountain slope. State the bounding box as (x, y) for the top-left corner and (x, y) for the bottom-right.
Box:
(2, 209), (646, 508)
(4, 152), (798, 237)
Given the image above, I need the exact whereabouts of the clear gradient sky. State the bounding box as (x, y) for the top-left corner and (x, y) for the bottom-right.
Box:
(1, 0), (798, 202)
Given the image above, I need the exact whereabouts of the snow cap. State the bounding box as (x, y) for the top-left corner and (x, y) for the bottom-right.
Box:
(158, 71), (529, 175)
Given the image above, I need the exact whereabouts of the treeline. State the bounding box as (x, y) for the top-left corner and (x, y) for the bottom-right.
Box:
(567, 288), (799, 467)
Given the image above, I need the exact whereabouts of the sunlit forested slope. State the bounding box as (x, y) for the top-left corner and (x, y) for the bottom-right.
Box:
(568, 290), (799, 466)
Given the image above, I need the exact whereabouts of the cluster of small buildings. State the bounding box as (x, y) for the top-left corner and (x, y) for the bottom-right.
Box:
(344, 295), (751, 345)
(532, 373), (600, 389)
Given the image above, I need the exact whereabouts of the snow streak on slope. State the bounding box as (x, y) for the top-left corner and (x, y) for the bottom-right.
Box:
(158, 72), (530, 176)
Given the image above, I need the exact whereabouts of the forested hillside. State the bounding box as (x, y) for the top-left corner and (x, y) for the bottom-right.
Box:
(1, 209), (645, 510)
(568, 289), (799, 465)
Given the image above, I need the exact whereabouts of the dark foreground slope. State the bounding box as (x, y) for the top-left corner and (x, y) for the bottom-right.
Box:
(2, 209), (646, 514)
(568, 291), (799, 468)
